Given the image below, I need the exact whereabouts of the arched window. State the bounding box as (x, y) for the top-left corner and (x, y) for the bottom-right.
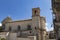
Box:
(9, 26), (11, 31)
(18, 25), (21, 31)
(27, 25), (32, 30)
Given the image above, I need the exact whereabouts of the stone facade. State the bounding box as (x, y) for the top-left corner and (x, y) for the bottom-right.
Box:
(1, 8), (46, 40)
(52, 0), (60, 40)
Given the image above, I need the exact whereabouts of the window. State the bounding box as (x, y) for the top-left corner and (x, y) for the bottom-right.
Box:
(9, 26), (11, 31)
(35, 10), (37, 13)
(30, 31), (31, 33)
(35, 27), (37, 29)
(2, 24), (5, 30)
(35, 10), (37, 15)
(27, 25), (32, 30)
(18, 25), (21, 31)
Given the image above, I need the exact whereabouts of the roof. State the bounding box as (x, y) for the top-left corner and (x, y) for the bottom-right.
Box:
(6, 19), (32, 23)
(2, 16), (12, 23)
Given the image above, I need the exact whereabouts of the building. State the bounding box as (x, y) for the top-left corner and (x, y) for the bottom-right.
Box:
(49, 31), (55, 39)
(52, 0), (60, 40)
(46, 31), (56, 40)
(1, 8), (46, 40)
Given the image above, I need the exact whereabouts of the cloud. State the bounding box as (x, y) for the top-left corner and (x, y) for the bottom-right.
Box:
(0, 23), (2, 26)
(49, 27), (54, 31)
(46, 26), (49, 31)
(46, 23), (48, 26)
(46, 23), (53, 31)
(45, 23), (49, 31)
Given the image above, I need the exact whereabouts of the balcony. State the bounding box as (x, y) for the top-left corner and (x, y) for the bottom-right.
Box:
(52, 0), (60, 9)
(54, 2), (60, 11)
(53, 18), (60, 23)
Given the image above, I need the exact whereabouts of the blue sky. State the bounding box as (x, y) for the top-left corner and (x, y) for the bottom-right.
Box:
(0, 0), (53, 31)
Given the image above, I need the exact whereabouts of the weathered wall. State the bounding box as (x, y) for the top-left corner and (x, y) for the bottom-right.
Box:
(17, 38), (30, 40)
(8, 32), (36, 40)
(47, 39), (56, 40)
(8, 32), (17, 40)
(5, 20), (32, 31)
(17, 36), (36, 40)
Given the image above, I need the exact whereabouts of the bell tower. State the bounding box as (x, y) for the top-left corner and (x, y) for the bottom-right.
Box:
(32, 8), (40, 17)
(32, 8), (41, 40)
(32, 7), (40, 29)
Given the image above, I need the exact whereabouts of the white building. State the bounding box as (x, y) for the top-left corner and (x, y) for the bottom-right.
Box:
(1, 8), (46, 40)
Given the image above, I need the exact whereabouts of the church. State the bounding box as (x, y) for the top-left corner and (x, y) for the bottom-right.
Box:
(1, 8), (46, 40)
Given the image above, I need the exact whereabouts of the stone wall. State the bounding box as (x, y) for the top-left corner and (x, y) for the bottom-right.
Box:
(17, 36), (36, 40)
(17, 38), (30, 40)
(7, 32), (36, 40)
(5, 19), (32, 31)
(47, 39), (56, 40)
(8, 32), (17, 40)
